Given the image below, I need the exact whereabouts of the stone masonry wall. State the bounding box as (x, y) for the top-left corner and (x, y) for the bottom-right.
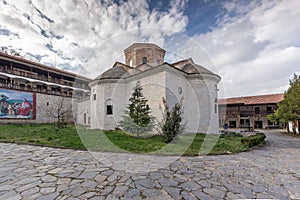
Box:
(35, 93), (73, 123)
(0, 92), (73, 124)
(75, 97), (90, 126)
(125, 46), (165, 67)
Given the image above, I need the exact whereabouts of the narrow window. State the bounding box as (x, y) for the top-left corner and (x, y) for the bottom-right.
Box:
(255, 107), (260, 114)
(107, 105), (113, 115)
(267, 106), (272, 113)
(142, 57), (147, 64)
(84, 113), (86, 124)
(214, 98), (218, 114)
(93, 94), (96, 100)
(240, 119), (244, 125)
(106, 99), (113, 115)
(246, 119), (250, 126)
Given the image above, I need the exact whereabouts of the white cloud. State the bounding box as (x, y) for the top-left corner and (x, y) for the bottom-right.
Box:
(187, 0), (300, 97)
(0, 0), (188, 77)
(1, 0), (298, 98)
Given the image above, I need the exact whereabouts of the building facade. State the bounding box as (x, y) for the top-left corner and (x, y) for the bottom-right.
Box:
(78, 43), (221, 134)
(0, 52), (91, 123)
(218, 94), (284, 129)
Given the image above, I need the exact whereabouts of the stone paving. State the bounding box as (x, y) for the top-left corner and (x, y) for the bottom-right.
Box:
(0, 131), (299, 200)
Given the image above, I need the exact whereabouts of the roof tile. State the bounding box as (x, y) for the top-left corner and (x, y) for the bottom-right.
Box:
(219, 93), (284, 105)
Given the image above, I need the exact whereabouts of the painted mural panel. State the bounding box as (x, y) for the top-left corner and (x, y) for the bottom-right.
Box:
(0, 89), (35, 119)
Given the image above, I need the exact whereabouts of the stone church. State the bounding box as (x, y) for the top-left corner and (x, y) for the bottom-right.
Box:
(77, 43), (221, 134)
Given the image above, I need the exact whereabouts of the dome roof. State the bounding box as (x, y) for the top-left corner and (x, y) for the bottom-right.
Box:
(135, 63), (152, 71)
(96, 66), (128, 80)
(95, 62), (141, 80)
(182, 63), (218, 76)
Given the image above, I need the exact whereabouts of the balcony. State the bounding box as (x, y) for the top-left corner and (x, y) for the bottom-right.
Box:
(226, 110), (273, 117)
(0, 82), (89, 98)
(0, 65), (87, 89)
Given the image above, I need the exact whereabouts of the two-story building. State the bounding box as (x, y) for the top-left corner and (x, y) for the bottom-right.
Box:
(219, 93), (284, 129)
(0, 52), (91, 123)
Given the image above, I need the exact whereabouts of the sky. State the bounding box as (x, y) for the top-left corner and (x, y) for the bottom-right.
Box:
(0, 0), (299, 98)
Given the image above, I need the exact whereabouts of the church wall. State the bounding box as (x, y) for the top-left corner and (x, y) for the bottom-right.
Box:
(76, 97), (90, 126)
(35, 93), (73, 124)
(124, 71), (167, 133)
(90, 72), (167, 131)
(89, 73), (220, 134)
(90, 84), (104, 129)
(165, 71), (203, 133)
(110, 82), (127, 129)
(207, 79), (220, 133)
(188, 77), (219, 134)
(90, 81), (127, 130)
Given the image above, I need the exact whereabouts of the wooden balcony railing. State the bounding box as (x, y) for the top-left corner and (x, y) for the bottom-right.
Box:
(0, 82), (89, 98)
(0, 65), (90, 90)
(226, 110), (274, 117)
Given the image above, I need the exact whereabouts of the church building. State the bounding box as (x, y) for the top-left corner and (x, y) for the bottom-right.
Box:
(77, 43), (221, 134)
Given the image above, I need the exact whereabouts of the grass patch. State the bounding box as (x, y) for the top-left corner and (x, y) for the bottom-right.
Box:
(0, 123), (85, 150)
(0, 123), (249, 156)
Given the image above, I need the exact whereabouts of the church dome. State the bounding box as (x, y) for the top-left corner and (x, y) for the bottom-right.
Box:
(182, 63), (219, 77)
(97, 65), (128, 80)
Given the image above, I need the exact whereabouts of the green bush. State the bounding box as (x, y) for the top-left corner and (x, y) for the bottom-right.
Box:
(241, 133), (266, 147)
(157, 97), (185, 143)
(220, 131), (242, 138)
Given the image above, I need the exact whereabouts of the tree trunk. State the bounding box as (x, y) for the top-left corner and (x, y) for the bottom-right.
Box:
(296, 119), (300, 134)
(292, 120), (296, 134)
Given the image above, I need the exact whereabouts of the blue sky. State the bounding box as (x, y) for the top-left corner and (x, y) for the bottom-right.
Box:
(0, 0), (299, 98)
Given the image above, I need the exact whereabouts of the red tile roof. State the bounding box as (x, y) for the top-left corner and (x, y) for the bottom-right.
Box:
(219, 93), (284, 105)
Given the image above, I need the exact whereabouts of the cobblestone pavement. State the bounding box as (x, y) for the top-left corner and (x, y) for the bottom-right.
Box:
(0, 131), (299, 200)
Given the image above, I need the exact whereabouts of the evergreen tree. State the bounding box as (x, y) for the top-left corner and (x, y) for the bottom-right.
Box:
(119, 81), (155, 136)
(157, 97), (185, 143)
(268, 73), (300, 133)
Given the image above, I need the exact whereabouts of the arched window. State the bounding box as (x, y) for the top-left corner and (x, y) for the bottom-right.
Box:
(106, 99), (113, 115)
(214, 84), (219, 92)
(93, 89), (96, 100)
(129, 59), (133, 67)
(142, 57), (147, 64)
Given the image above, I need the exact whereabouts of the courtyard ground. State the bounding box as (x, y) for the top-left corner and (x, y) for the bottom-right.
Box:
(0, 130), (299, 199)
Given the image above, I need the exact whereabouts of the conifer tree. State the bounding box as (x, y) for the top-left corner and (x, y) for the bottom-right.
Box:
(157, 97), (185, 143)
(119, 81), (155, 136)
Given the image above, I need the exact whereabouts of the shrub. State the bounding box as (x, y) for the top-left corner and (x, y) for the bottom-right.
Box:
(241, 133), (266, 147)
(157, 97), (185, 143)
(220, 131), (242, 138)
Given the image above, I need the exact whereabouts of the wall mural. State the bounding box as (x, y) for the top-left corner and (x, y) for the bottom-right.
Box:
(0, 89), (35, 119)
